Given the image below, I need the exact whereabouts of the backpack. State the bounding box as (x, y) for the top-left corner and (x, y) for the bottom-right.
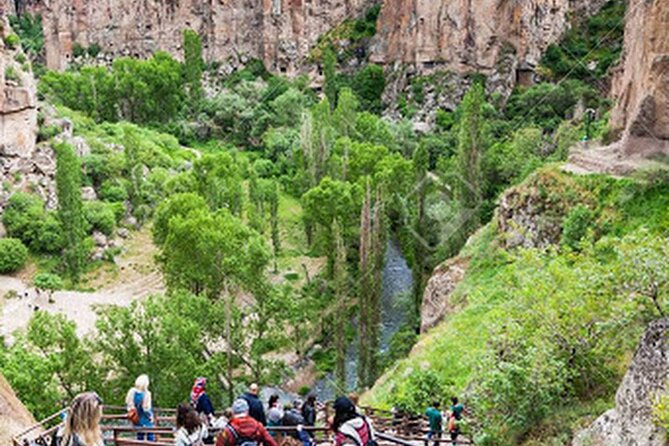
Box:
(448, 415), (459, 433)
(341, 418), (378, 446)
(227, 424), (260, 446)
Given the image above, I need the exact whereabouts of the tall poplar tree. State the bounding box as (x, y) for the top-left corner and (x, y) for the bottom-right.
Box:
(357, 179), (372, 389)
(368, 186), (385, 381)
(411, 144), (429, 332)
(333, 218), (348, 391)
(182, 29), (204, 109)
(456, 82), (484, 234)
(55, 142), (87, 282)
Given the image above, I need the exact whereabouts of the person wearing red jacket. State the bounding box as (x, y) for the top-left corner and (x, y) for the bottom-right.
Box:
(216, 399), (278, 446)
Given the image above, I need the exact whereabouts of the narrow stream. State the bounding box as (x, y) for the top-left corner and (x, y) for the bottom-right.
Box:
(309, 238), (413, 399)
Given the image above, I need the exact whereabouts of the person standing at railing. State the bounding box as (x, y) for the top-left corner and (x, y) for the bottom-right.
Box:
(239, 383), (267, 426)
(215, 399), (278, 446)
(425, 401), (443, 446)
(447, 397), (464, 446)
(191, 378), (216, 420)
(332, 396), (377, 446)
(126, 374), (156, 442)
(176, 404), (209, 446)
(266, 394), (283, 437)
(60, 392), (104, 446)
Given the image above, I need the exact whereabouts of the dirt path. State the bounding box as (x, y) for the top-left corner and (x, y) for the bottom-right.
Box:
(563, 141), (668, 176)
(0, 228), (164, 343)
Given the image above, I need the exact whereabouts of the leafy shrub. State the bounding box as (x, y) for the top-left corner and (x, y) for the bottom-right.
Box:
(2, 193), (45, 245)
(3, 33), (20, 49)
(72, 43), (86, 58)
(33, 272), (64, 291)
(5, 66), (20, 83)
(99, 179), (129, 203)
(87, 43), (101, 58)
(390, 369), (446, 413)
(84, 201), (117, 236)
(0, 238), (29, 273)
(561, 205), (594, 250)
(33, 213), (65, 253)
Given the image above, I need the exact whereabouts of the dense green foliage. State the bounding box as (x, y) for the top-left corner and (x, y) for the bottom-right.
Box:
(9, 13), (44, 64)
(0, 238), (29, 273)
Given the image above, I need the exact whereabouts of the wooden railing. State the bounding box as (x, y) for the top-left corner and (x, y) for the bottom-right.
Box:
(13, 405), (471, 446)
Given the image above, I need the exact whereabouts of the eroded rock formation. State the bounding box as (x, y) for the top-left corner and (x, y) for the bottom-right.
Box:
(0, 15), (37, 158)
(0, 372), (36, 445)
(7, 0), (374, 74)
(420, 255), (469, 333)
(574, 319), (669, 446)
(609, 0), (669, 156)
(370, 0), (606, 73)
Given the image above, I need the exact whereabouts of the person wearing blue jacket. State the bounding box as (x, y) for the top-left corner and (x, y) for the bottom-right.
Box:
(240, 383), (267, 425)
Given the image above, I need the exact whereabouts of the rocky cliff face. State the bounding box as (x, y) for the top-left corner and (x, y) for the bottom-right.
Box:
(609, 0), (669, 157)
(7, 0), (374, 74)
(372, 0), (607, 126)
(0, 16), (37, 158)
(0, 372), (36, 445)
(370, 0), (605, 73)
(574, 319), (669, 446)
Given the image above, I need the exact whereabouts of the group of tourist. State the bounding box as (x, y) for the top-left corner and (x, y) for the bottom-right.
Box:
(50, 375), (383, 446)
(424, 398), (465, 446)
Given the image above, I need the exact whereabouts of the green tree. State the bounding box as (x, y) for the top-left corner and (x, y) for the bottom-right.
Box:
(332, 219), (348, 391)
(182, 29), (204, 109)
(323, 45), (337, 109)
(0, 238), (28, 273)
(55, 142), (87, 282)
(159, 209), (268, 298)
(268, 181), (281, 273)
(411, 144), (429, 330)
(357, 180), (373, 390)
(456, 82), (485, 235)
(153, 193), (209, 246)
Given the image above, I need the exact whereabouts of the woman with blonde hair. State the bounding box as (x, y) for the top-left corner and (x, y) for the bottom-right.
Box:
(125, 374), (155, 441)
(61, 392), (104, 446)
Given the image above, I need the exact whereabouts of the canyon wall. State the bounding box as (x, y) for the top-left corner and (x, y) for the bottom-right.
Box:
(0, 373), (36, 445)
(609, 0), (669, 156)
(0, 15), (37, 158)
(6, 0), (374, 74)
(370, 0), (606, 74)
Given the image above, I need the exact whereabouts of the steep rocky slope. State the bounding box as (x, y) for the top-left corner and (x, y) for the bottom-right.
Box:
(4, 0), (374, 74)
(0, 16), (54, 215)
(574, 319), (669, 446)
(0, 372), (35, 445)
(609, 0), (669, 156)
(0, 15), (36, 158)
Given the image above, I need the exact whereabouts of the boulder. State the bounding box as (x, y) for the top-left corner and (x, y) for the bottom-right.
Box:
(81, 186), (98, 201)
(420, 256), (470, 333)
(574, 319), (669, 446)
